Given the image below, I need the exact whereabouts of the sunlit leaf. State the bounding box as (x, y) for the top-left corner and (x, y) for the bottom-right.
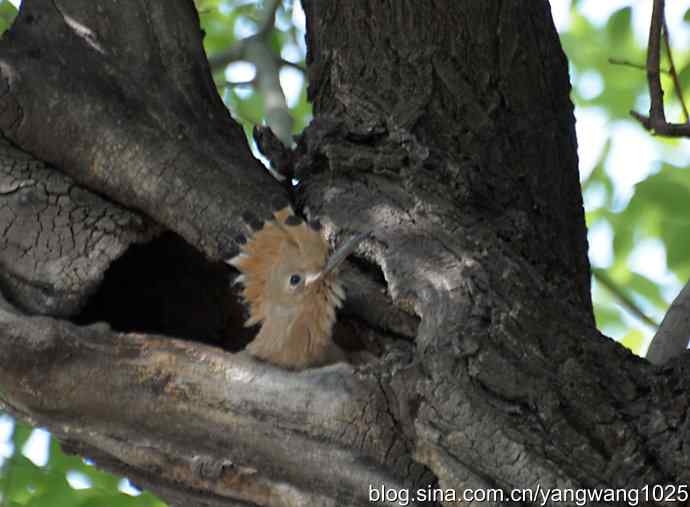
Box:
(620, 329), (645, 354)
(0, 0), (17, 34)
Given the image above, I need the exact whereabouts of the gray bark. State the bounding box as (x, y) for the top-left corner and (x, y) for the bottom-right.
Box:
(0, 138), (155, 315)
(1, 1), (689, 506)
(646, 280), (690, 364)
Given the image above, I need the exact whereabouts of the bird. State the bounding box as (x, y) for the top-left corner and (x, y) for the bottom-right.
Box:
(227, 204), (368, 370)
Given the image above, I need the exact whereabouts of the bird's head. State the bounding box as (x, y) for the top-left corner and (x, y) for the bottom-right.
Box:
(228, 205), (367, 356)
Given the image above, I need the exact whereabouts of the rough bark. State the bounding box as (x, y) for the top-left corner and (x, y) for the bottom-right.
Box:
(0, 137), (156, 315)
(0, 0), (282, 261)
(1, 1), (690, 507)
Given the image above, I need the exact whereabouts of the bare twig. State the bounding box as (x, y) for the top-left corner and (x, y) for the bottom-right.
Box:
(593, 269), (659, 330)
(207, 44), (245, 69)
(662, 18), (690, 123)
(608, 58), (669, 75)
(647, 0), (665, 123)
(631, 0), (690, 136)
(208, 44), (305, 76)
(630, 110), (690, 135)
(221, 80), (256, 88)
(279, 57), (306, 72)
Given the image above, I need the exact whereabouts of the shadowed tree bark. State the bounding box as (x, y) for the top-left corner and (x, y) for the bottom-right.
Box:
(1, 1), (689, 506)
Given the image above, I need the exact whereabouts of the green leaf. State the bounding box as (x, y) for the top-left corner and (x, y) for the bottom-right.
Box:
(0, 415), (167, 506)
(624, 166), (690, 280)
(632, 172), (690, 218)
(2, 454), (45, 502)
(0, 0), (17, 34)
(620, 329), (645, 355)
(25, 475), (79, 507)
(611, 222), (634, 262)
(562, 9), (647, 117)
(11, 421), (33, 451)
(607, 7), (632, 44)
(77, 493), (134, 507)
(678, 63), (690, 92)
(662, 222), (690, 280)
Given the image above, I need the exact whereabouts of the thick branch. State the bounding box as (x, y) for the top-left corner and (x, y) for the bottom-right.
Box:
(0, 0), (286, 261)
(298, 0), (690, 497)
(2, 1), (690, 505)
(0, 138), (157, 316)
(646, 281), (690, 365)
(0, 293), (427, 507)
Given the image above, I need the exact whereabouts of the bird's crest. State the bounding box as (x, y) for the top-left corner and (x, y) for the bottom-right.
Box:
(227, 204), (368, 369)
(228, 206), (331, 328)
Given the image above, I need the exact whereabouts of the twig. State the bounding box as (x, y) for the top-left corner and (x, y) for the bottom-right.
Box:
(221, 80), (256, 88)
(661, 18), (690, 123)
(209, 46), (305, 74)
(630, 110), (690, 136)
(647, 0), (665, 123)
(278, 57), (306, 73)
(630, 0), (690, 136)
(593, 269), (659, 330)
(208, 44), (245, 70)
(608, 58), (669, 75)
(207, 1), (304, 76)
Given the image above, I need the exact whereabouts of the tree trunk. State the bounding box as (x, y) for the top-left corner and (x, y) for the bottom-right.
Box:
(1, 1), (689, 506)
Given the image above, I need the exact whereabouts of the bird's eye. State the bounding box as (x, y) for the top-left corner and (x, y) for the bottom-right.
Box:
(289, 274), (302, 286)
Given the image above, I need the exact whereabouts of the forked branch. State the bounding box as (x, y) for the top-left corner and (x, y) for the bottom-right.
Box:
(631, 0), (690, 136)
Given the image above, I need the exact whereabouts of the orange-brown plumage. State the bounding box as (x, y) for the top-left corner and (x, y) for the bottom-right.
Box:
(228, 206), (362, 369)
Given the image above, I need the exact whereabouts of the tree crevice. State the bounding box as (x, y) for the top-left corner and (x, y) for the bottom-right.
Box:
(73, 230), (252, 350)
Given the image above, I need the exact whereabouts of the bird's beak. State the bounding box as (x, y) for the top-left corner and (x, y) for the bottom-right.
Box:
(305, 231), (371, 285)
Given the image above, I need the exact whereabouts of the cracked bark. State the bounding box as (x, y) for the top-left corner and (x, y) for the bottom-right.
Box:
(1, 1), (689, 507)
(0, 137), (156, 315)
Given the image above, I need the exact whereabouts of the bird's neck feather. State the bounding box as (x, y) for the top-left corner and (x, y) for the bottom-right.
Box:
(248, 297), (337, 369)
